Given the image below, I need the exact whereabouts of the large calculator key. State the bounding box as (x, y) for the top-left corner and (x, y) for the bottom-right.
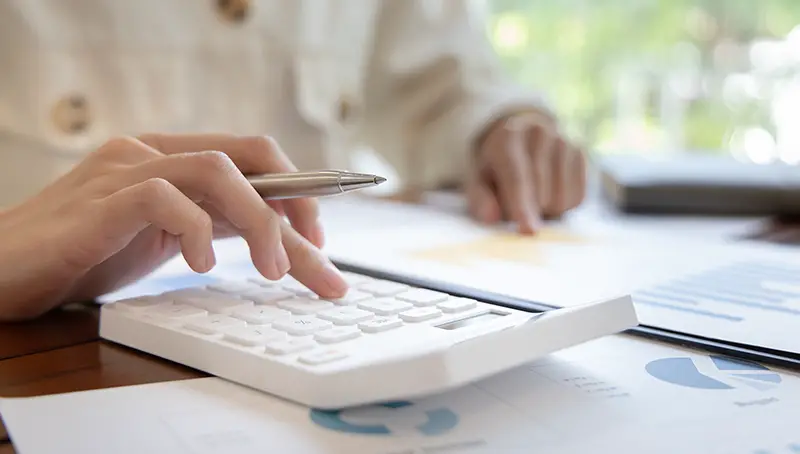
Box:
(341, 272), (372, 286)
(358, 316), (403, 333)
(277, 298), (334, 315)
(358, 280), (409, 296)
(223, 326), (286, 346)
(396, 289), (449, 306)
(357, 298), (413, 316)
(326, 289), (373, 306)
(182, 296), (253, 313)
(240, 288), (294, 305)
(160, 288), (218, 301)
(314, 327), (361, 344)
(184, 315), (246, 335)
(263, 337), (316, 355)
(298, 349), (349, 365)
(317, 307), (374, 325)
(147, 304), (208, 320)
(399, 307), (442, 323)
(437, 298), (478, 313)
(247, 276), (282, 288)
(113, 297), (166, 311)
(281, 279), (317, 297)
(206, 280), (259, 295)
(272, 316), (332, 335)
(231, 306), (291, 324)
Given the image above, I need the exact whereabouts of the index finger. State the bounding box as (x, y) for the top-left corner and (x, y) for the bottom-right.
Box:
(139, 133), (324, 247)
(491, 121), (541, 234)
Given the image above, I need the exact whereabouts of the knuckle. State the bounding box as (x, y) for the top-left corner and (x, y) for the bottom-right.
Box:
(97, 136), (140, 157)
(247, 135), (279, 155)
(137, 177), (174, 203)
(195, 150), (237, 177)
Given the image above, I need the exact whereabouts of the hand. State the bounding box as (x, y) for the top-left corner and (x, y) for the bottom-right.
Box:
(465, 111), (587, 234)
(0, 134), (348, 321)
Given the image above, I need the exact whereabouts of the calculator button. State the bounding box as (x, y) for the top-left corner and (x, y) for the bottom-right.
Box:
(277, 298), (334, 315)
(160, 288), (218, 301)
(223, 326), (286, 346)
(342, 272), (373, 286)
(206, 280), (259, 294)
(272, 316), (332, 335)
(298, 349), (348, 365)
(438, 298), (478, 313)
(358, 316), (403, 333)
(247, 276), (281, 287)
(231, 306), (291, 324)
(314, 326), (361, 344)
(358, 298), (413, 316)
(148, 304), (208, 320)
(280, 279), (317, 297)
(317, 307), (374, 325)
(396, 289), (449, 306)
(399, 307), (442, 323)
(326, 289), (372, 305)
(182, 296), (253, 313)
(239, 288), (294, 305)
(113, 297), (165, 311)
(263, 337), (316, 355)
(184, 315), (245, 334)
(358, 280), (408, 296)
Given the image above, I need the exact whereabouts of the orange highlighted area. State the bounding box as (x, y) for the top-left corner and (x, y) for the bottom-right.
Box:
(408, 228), (589, 267)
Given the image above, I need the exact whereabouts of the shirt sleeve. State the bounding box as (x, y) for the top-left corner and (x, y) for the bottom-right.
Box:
(360, 0), (554, 190)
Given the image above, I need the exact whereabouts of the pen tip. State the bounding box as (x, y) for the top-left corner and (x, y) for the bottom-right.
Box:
(374, 176), (387, 185)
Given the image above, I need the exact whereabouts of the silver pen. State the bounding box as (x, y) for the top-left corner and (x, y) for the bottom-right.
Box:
(246, 170), (387, 200)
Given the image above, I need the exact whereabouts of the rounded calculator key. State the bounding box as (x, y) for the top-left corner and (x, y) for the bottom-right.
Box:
(358, 280), (408, 296)
(263, 337), (316, 355)
(148, 304), (208, 320)
(112, 296), (167, 311)
(399, 307), (442, 323)
(317, 307), (374, 325)
(357, 298), (413, 316)
(247, 276), (281, 288)
(231, 306), (291, 324)
(314, 326), (361, 344)
(184, 314), (246, 334)
(395, 289), (449, 307)
(277, 298), (334, 315)
(223, 326), (286, 346)
(182, 296), (253, 314)
(272, 316), (332, 335)
(239, 288), (294, 305)
(325, 289), (372, 305)
(437, 298), (478, 313)
(160, 288), (218, 301)
(298, 349), (348, 365)
(341, 272), (372, 286)
(206, 280), (260, 294)
(358, 316), (403, 333)
(280, 279), (316, 297)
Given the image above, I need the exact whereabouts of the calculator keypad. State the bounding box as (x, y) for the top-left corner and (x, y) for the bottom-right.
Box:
(111, 274), (487, 365)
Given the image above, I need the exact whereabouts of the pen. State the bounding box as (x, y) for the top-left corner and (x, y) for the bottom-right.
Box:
(246, 170), (387, 200)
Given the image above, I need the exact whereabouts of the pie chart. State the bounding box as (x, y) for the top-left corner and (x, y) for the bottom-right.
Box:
(645, 355), (782, 391)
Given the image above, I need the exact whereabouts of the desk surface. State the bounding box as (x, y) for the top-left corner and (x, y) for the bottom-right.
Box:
(0, 304), (207, 452)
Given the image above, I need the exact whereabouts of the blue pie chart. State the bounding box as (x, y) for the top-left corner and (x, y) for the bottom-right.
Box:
(646, 355), (782, 391)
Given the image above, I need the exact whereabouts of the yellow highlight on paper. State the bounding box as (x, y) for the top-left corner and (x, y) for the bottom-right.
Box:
(409, 228), (588, 266)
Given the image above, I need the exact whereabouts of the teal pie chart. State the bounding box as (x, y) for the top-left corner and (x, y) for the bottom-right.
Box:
(646, 355), (782, 391)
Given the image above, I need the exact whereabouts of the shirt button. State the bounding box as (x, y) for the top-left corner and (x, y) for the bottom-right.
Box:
(216, 0), (250, 23)
(51, 94), (90, 135)
(337, 96), (357, 125)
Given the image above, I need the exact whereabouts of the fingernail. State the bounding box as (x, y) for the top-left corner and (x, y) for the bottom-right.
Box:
(274, 243), (290, 276)
(205, 246), (217, 271)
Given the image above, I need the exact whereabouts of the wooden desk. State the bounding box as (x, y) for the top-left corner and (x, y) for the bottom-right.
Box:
(0, 304), (207, 452)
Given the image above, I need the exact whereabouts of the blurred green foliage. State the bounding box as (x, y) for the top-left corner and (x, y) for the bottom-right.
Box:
(485, 0), (800, 156)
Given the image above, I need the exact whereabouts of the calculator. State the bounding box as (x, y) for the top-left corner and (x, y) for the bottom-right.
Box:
(99, 272), (638, 409)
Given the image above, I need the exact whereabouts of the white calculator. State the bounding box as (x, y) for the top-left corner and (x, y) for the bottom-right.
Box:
(99, 272), (638, 409)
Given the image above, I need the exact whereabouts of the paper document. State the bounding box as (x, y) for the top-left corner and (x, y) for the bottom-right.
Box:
(2, 335), (799, 454)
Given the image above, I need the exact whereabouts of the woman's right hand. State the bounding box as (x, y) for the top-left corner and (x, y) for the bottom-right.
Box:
(0, 133), (349, 321)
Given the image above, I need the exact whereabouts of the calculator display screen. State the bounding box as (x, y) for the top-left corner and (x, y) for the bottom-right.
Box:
(436, 311), (507, 330)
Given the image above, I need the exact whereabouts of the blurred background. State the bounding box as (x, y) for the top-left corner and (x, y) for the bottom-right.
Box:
(485, 0), (800, 165)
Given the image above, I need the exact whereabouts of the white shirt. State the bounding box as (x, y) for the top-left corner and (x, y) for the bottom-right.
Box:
(0, 0), (548, 207)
